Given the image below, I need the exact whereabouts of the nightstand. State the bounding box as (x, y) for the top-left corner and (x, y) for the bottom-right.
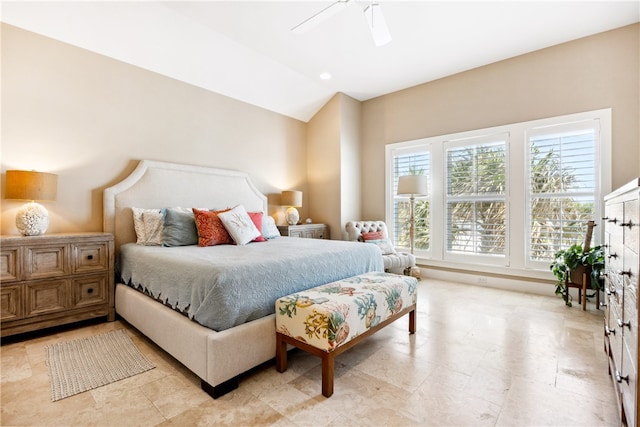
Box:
(0, 232), (114, 337)
(277, 224), (329, 240)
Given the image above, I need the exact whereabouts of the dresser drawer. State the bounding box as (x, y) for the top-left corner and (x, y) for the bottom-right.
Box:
(620, 344), (638, 427)
(25, 245), (68, 280)
(73, 242), (109, 273)
(1, 284), (23, 321)
(25, 279), (69, 317)
(72, 274), (108, 308)
(607, 301), (624, 370)
(624, 198), (639, 254)
(0, 247), (20, 283)
(277, 224), (329, 240)
(606, 202), (624, 229)
(604, 241), (623, 273)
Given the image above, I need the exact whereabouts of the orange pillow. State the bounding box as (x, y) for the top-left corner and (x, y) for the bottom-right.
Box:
(193, 208), (233, 247)
(362, 231), (385, 241)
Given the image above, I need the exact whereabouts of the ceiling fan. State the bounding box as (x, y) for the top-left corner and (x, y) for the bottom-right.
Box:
(291, 0), (392, 47)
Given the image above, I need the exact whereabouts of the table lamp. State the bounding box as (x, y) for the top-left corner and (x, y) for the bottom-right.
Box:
(5, 170), (58, 236)
(281, 190), (302, 225)
(397, 175), (428, 254)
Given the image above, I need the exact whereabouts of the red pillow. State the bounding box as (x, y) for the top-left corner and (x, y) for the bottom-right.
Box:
(362, 231), (385, 241)
(248, 212), (267, 242)
(193, 208), (233, 247)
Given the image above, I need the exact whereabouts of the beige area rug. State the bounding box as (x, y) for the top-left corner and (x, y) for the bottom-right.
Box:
(45, 329), (155, 401)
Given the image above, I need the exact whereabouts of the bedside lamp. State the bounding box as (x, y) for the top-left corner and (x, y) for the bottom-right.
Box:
(281, 190), (302, 225)
(397, 175), (428, 255)
(5, 170), (58, 236)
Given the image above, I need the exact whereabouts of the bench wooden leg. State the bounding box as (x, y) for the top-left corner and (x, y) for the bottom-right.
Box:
(321, 353), (334, 397)
(275, 333), (288, 373)
(409, 309), (416, 334)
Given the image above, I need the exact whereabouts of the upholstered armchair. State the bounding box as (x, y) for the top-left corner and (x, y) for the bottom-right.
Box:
(345, 220), (417, 277)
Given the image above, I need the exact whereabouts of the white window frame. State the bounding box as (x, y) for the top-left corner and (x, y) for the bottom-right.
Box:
(387, 144), (433, 259)
(385, 109), (611, 279)
(525, 118), (604, 271)
(443, 132), (510, 266)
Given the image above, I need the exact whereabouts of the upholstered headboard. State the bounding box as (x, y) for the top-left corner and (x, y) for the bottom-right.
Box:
(345, 221), (389, 242)
(103, 160), (268, 252)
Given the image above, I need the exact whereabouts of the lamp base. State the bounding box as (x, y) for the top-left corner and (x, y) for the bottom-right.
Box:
(16, 202), (50, 236)
(285, 207), (300, 225)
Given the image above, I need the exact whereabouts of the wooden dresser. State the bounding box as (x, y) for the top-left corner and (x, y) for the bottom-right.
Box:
(277, 224), (329, 240)
(0, 232), (114, 337)
(604, 178), (639, 427)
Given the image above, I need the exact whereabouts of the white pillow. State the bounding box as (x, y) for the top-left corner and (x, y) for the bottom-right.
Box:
(365, 238), (397, 255)
(218, 204), (261, 246)
(132, 207), (164, 246)
(262, 215), (281, 239)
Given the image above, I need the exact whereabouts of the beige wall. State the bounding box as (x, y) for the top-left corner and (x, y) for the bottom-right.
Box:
(339, 94), (362, 239)
(307, 93), (362, 240)
(3, 23), (638, 242)
(1, 24), (307, 236)
(361, 23), (640, 221)
(307, 94), (341, 235)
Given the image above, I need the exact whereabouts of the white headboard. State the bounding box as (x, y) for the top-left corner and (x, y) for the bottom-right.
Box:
(103, 160), (268, 252)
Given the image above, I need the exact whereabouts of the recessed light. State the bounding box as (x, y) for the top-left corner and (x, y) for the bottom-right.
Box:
(320, 72), (332, 80)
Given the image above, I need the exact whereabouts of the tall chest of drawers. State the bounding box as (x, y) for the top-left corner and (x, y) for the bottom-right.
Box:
(604, 178), (639, 427)
(0, 232), (114, 337)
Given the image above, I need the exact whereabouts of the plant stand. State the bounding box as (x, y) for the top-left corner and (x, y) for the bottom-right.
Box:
(565, 267), (600, 310)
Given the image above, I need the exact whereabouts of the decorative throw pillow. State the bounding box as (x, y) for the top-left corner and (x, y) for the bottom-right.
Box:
(262, 215), (281, 239)
(163, 207), (199, 246)
(218, 205), (261, 246)
(248, 212), (267, 242)
(362, 231), (385, 241)
(366, 238), (397, 255)
(193, 208), (233, 247)
(132, 207), (164, 246)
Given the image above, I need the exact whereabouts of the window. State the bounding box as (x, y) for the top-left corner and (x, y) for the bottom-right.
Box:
(445, 134), (507, 264)
(526, 120), (600, 269)
(391, 149), (430, 254)
(385, 109), (611, 278)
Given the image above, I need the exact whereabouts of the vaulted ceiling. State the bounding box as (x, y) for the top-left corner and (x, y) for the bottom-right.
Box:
(2, 1), (638, 122)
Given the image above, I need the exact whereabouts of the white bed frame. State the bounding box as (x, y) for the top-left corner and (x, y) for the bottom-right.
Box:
(104, 160), (278, 397)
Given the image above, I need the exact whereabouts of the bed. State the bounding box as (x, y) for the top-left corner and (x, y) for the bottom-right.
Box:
(103, 160), (383, 397)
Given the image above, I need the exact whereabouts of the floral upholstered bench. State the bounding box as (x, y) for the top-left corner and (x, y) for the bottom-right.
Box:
(275, 271), (418, 397)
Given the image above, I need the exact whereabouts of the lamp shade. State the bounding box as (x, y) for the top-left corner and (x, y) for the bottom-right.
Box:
(5, 170), (58, 201)
(281, 190), (302, 207)
(397, 175), (427, 196)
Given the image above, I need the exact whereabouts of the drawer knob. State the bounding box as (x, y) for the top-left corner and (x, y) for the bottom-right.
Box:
(617, 319), (630, 328)
(606, 326), (616, 336)
(608, 218), (619, 224)
(600, 301), (607, 308)
(607, 253), (618, 259)
(615, 371), (629, 384)
(87, 255), (94, 260)
(617, 269), (632, 277)
(87, 287), (94, 294)
(621, 220), (635, 228)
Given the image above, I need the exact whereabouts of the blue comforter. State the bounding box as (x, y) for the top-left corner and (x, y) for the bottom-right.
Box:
(118, 237), (384, 331)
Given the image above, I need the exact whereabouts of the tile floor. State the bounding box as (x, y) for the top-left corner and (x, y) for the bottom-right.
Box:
(1, 279), (619, 426)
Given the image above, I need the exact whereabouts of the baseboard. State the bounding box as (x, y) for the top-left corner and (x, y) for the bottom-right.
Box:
(420, 267), (556, 297)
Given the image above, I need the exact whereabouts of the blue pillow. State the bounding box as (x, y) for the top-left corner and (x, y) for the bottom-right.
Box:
(162, 208), (198, 246)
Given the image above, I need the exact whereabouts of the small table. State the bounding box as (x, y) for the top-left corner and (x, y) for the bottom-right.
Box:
(277, 223), (329, 239)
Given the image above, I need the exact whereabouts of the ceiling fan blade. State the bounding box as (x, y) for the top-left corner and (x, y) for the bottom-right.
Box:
(291, 0), (351, 34)
(364, 2), (391, 47)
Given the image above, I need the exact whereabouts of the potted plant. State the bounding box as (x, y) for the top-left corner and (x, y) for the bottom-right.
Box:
(550, 244), (605, 306)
